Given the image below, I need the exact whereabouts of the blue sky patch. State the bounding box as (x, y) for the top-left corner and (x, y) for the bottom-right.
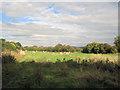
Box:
(1, 13), (40, 23)
(47, 3), (55, 9)
(46, 3), (60, 14)
(52, 9), (60, 14)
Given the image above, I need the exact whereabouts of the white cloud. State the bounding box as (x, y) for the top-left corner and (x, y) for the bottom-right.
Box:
(1, 2), (118, 46)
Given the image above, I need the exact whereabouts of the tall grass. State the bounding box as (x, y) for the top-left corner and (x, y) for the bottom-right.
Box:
(2, 51), (119, 88)
(2, 50), (22, 62)
(2, 53), (120, 88)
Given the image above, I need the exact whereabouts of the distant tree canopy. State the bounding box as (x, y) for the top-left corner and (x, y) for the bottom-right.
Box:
(23, 43), (82, 52)
(114, 36), (120, 52)
(82, 42), (118, 54)
(1, 36), (119, 54)
(0, 39), (22, 51)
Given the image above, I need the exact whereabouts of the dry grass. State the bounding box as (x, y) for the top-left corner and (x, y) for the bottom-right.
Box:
(2, 50), (22, 62)
(89, 54), (118, 64)
(22, 55), (36, 62)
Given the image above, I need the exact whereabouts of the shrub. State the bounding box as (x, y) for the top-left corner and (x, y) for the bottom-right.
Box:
(82, 42), (116, 54)
(2, 54), (16, 64)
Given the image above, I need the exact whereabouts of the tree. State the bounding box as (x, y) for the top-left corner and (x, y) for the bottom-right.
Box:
(16, 42), (22, 47)
(82, 46), (88, 53)
(103, 43), (111, 53)
(54, 43), (62, 52)
(93, 42), (100, 54)
(86, 43), (94, 53)
(82, 42), (113, 54)
(110, 46), (118, 53)
(1, 39), (23, 51)
(99, 43), (106, 54)
(114, 36), (120, 52)
(84, 42), (100, 53)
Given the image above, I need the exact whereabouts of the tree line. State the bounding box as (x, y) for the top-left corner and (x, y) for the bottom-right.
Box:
(82, 36), (120, 54)
(23, 44), (83, 52)
(1, 36), (120, 54)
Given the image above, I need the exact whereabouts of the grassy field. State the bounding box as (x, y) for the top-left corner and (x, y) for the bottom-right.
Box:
(2, 51), (120, 88)
(19, 51), (118, 63)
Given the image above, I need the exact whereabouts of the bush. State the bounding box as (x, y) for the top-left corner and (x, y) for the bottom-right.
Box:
(1, 39), (22, 51)
(2, 54), (16, 64)
(82, 42), (117, 54)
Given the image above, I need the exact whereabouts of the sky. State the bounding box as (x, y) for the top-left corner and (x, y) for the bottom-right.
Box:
(0, 2), (118, 47)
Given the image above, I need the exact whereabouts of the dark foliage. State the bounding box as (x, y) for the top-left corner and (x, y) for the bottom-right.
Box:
(2, 54), (16, 64)
(82, 42), (118, 54)
(114, 36), (120, 52)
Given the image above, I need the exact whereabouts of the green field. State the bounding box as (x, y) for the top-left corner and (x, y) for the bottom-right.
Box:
(20, 51), (118, 63)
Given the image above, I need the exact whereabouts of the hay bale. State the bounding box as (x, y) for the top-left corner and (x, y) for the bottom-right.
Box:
(59, 52), (62, 55)
(64, 52), (70, 55)
(19, 50), (26, 55)
(32, 51), (35, 53)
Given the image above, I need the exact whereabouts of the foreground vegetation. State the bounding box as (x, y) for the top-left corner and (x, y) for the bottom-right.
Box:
(2, 51), (120, 88)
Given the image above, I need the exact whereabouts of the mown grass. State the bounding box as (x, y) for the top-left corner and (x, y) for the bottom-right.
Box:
(2, 51), (119, 88)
